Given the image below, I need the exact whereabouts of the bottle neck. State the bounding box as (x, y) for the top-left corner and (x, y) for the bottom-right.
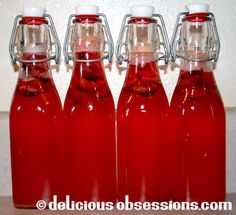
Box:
(17, 17), (50, 56)
(179, 13), (214, 60)
(129, 51), (157, 65)
(125, 52), (161, 87)
(71, 52), (105, 86)
(16, 53), (52, 97)
(126, 17), (159, 66)
(71, 16), (104, 56)
(123, 53), (161, 96)
(19, 53), (51, 80)
(180, 60), (214, 73)
(16, 17), (51, 78)
(70, 16), (105, 78)
(125, 19), (160, 81)
(69, 51), (109, 98)
(72, 52), (103, 75)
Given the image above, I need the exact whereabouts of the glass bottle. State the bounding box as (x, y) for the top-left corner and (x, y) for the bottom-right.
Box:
(116, 5), (170, 202)
(169, 4), (225, 202)
(9, 7), (64, 207)
(63, 5), (116, 202)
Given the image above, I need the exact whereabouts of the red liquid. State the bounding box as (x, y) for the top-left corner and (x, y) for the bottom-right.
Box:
(10, 54), (65, 207)
(117, 55), (170, 202)
(64, 52), (116, 202)
(169, 67), (225, 202)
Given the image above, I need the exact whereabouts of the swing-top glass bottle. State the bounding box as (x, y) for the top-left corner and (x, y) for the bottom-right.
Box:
(116, 5), (170, 202)
(63, 5), (116, 202)
(169, 4), (225, 202)
(9, 7), (64, 208)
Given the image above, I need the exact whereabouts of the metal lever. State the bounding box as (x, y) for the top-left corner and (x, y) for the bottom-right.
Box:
(170, 12), (220, 62)
(9, 14), (61, 64)
(153, 14), (170, 64)
(115, 14), (130, 65)
(64, 13), (114, 64)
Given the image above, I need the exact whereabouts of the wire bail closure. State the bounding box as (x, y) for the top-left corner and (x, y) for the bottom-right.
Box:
(115, 14), (170, 65)
(64, 13), (114, 64)
(170, 12), (220, 62)
(9, 14), (61, 64)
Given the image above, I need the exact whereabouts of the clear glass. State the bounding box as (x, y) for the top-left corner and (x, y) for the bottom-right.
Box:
(69, 20), (105, 54)
(127, 21), (159, 51)
(16, 23), (51, 54)
(179, 18), (215, 59)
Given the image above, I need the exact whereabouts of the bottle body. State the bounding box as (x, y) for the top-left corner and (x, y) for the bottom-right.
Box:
(10, 54), (64, 207)
(117, 53), (169, 202)
(169, 61), (225, 202)
(64, 52), (116, 202)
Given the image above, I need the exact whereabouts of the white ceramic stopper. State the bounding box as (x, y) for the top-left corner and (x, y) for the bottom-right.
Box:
(75, 5), (99, 15)
(23, 7), (46, 17)
(131, 5), (154, 17)
(186, 3), (209, 14)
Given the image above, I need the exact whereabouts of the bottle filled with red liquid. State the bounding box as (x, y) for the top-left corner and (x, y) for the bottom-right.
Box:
(9, 7), (64, 207)
(63, 5), (116, 202)
(169, 4), (225, 202)
(116, 6), (170, 202)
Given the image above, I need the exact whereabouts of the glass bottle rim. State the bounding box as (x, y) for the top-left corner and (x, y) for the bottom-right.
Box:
(19, 16), (48, 25)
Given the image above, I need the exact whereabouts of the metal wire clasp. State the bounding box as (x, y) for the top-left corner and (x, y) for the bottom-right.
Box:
(115, 14), (170, 65)
(64, 13), (114, 64)
(9, 14), (61, 64)
(170, 12), (220, 62)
